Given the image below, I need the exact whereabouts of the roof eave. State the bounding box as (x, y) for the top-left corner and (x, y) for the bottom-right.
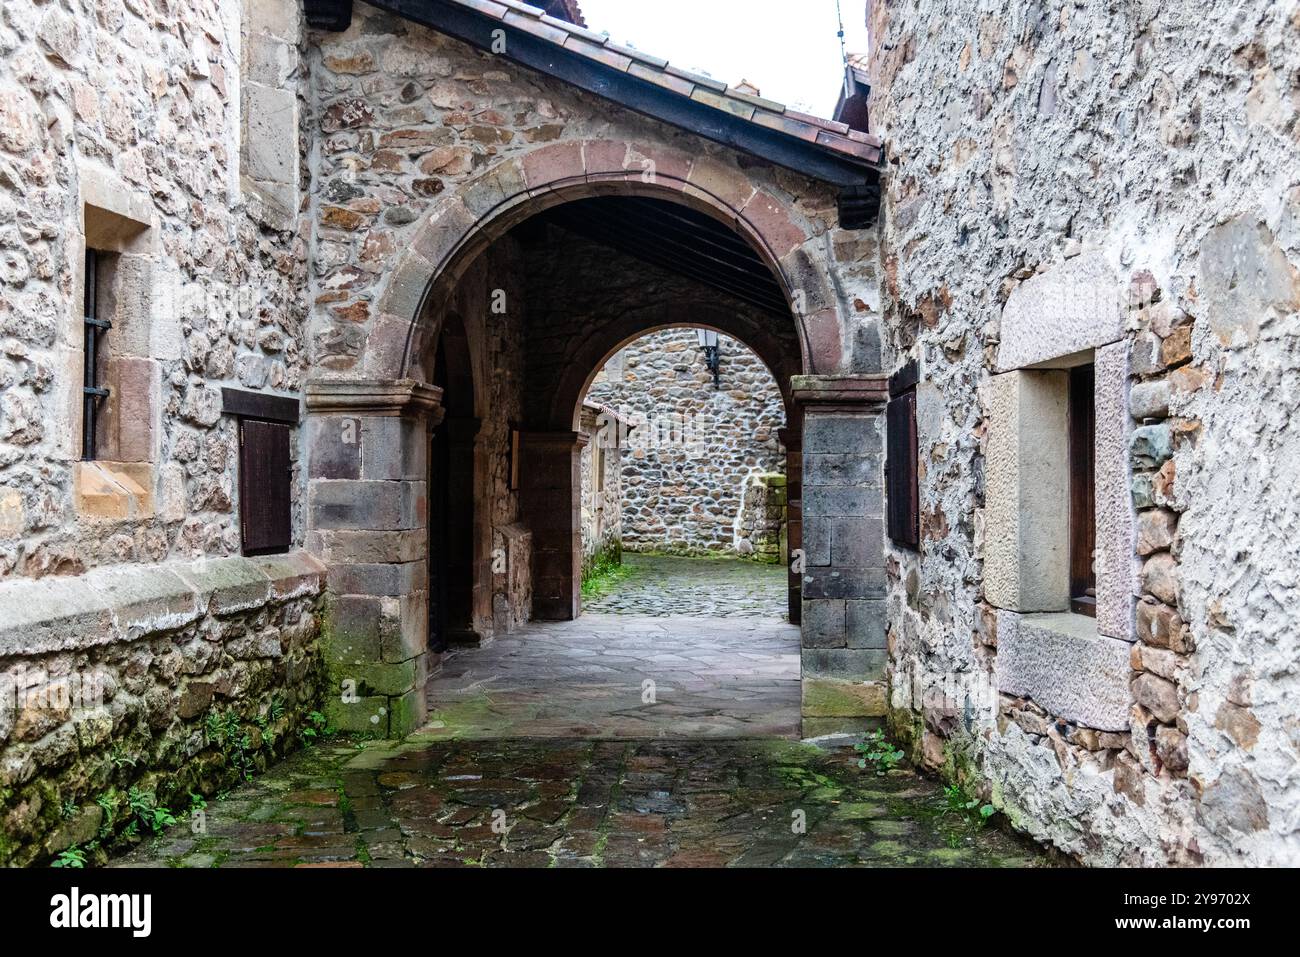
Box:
(308, 1), (883, 226)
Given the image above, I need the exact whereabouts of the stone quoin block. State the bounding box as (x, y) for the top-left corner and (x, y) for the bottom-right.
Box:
(802, 566), (887, 600)
(309, 479), (425, 531)
(802, 484), (882, 519)
(830, 516), (884, 567)
(360, 416), (427, 481)
(803, 598), (847, 648)
(803, 414), (880, 454)
(801, 648), (887, 681)
(802, 452), (881, 487)
(328, 561), (424, 598)
(307, 415), (362, 480)
(845, 600), (887, 649)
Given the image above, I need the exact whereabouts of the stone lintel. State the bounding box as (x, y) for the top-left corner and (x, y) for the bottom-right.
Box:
(305, 378), (444, 422)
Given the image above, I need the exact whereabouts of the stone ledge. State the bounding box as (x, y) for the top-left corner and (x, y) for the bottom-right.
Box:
(995, 610), (1132, 731)
(0, 552), (326, 657)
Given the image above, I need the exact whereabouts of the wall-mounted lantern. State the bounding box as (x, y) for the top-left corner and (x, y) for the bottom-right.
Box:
(696, 328), (722, 389)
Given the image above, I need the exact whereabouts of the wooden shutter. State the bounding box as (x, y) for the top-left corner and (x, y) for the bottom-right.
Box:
(886, 389), (919, 549)
(239, 419), (292, 556)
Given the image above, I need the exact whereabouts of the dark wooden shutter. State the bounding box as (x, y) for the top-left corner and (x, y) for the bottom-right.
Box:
(239, 419), (292, 556)
(886, 389), (919, 549)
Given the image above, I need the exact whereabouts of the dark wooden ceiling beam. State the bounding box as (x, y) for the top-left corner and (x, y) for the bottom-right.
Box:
(552, 203), (780, 287)
(544, 206), (786, 300)
(546, 216), (790, 317)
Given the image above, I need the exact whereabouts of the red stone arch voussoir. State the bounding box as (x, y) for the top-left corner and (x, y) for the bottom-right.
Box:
(364, 138), (843, 383)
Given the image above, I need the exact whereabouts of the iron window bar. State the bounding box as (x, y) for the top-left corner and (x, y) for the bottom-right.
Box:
(82, 249), (111, 460)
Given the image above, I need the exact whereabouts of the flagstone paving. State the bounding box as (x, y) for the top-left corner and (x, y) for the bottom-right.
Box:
(424, 612), (802, 738)
(111, 557), (1053, 868)
(115, 737), (1051, 868)
(421, 553), (799, 738)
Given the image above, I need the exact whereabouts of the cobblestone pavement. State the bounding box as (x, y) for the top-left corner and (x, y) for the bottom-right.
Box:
(115, 738), (1051, 868)
(112, 557), (1052, 867)
(583, 554), (788, 618)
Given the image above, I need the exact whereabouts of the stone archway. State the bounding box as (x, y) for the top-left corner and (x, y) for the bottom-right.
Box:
(306, 141), (886, 738)
(353, 140), (843, 384)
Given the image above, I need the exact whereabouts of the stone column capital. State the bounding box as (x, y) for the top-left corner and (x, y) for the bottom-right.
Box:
(305, 378), (444, 425)
(791, 374), (889, 412)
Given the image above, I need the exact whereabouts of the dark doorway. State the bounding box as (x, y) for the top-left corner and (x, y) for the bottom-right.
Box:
(430, 313), (481, 651)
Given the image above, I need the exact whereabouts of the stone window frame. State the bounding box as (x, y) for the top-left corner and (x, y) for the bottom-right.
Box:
(70, 165), (161, 522)
(986, 252), (1137, 731)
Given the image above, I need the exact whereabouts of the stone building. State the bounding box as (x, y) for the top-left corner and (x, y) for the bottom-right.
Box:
(577, 399), (626, 576)
(0, 0), (1295, 868)
(585, 328), (787, 558)
(866, 0), (1300, 865)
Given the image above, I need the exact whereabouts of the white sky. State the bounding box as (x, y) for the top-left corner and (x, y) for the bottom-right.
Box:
(575, 0), (870, 117)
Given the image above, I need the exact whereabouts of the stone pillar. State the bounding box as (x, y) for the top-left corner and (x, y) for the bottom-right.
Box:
(778, 425), (802, 625)
(305, 379), (442, 738)
(520, 430), (587, 621)
(792, 374), (889, 735)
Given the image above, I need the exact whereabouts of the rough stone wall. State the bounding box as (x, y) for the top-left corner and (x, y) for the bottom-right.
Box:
(0, 552), (325, 866)
(0, 0), (326, 864)
(871, 0), (1300, 864)
(0, 0), (313, 580)
(584, 328), (786, 557)
(736, 472), (787, 564)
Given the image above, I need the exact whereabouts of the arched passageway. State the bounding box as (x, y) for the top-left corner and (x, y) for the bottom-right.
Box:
(409, 192), (806, 736)
(306, 147), (888, 739)
(421, 191), (803, 621)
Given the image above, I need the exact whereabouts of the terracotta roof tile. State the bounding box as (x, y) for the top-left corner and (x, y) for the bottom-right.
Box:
(691, 86), (756, 121)
(543, 14), (606, 43)
(458, 0), (509, 18)
(564, 34), (633, 71)
(749, 109), (821, 143)
(664, 62), (728, 93)
(724, 87), (787, 114)
(605, 41), (669, 70)
(503, 9), (570, 43)
(626, 60), (696, 97)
